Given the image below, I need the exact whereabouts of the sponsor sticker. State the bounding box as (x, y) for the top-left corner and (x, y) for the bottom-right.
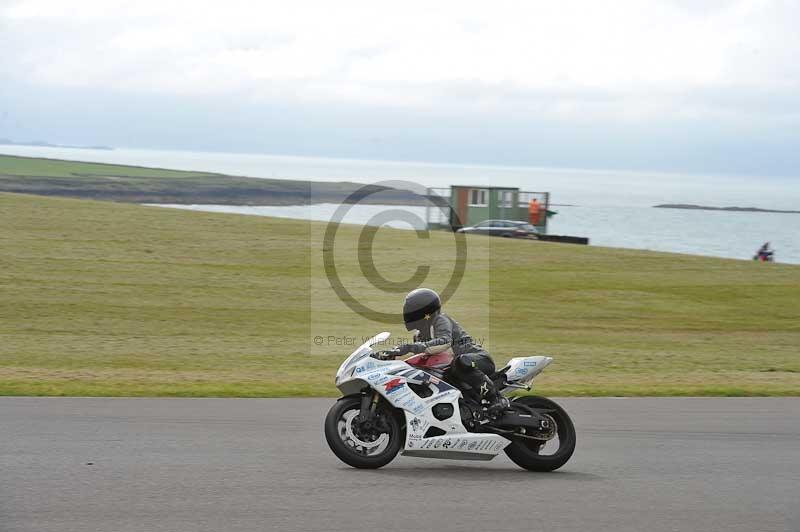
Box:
(355, 361), (376, 374)
(395, 390), (413, 400)
(384, 378), (405, 395)
(367, 373), (387, 383)
(401, 397), (419, 410)
(523, 361), (537, 367)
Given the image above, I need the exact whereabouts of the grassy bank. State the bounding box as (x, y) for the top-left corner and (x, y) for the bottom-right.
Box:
(0, 154), (422, 205)
(1, 192), (798, 396)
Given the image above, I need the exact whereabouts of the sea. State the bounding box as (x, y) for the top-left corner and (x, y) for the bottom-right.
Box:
(2, 145), (799, 264)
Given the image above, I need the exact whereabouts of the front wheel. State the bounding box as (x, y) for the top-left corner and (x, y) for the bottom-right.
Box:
(324, 395), (403, 469)
(504, 396), (576, 472)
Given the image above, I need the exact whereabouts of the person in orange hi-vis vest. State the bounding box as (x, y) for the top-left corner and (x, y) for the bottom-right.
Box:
(528, 197), (541, 225)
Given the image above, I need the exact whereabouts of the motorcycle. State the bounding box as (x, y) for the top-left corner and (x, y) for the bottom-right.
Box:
(324, 332), (576, 471)
(753, 251), (775, 262)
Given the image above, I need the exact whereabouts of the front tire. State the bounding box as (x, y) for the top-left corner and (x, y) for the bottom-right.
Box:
(504, 396), (576, 472)
(324, 395), (403, 469)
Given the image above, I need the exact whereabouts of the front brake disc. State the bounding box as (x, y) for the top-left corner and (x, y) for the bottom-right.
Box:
(343, 411), (389, 449)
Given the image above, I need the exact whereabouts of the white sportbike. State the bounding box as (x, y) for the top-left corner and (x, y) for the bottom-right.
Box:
(324, 332), (576, 471)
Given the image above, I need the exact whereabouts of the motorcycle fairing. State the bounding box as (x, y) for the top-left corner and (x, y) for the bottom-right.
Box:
(335, 334), (509, 460)
(502, 356), (553, 388)
(334, 332), (391, 387)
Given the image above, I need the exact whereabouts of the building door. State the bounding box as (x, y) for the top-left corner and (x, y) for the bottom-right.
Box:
(455, 188), (470, 227)
(498, 190), (514, 220)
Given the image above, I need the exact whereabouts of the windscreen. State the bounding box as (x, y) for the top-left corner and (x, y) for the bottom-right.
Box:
(340, 346), (372, 376)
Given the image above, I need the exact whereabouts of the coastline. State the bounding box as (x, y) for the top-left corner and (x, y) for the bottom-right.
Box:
(654, 203), (800, 214)
(0, 153), (427, 206)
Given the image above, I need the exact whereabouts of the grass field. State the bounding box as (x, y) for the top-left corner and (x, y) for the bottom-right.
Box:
(0, 154), (421, 205)
(1, 192), (798, 397)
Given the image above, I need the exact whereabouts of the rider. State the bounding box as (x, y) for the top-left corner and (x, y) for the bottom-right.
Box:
(393, 288), (509, 415)
(756, 242), (773, 261)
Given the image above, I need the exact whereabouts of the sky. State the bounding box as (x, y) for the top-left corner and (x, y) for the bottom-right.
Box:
(1, 0), (799, 176)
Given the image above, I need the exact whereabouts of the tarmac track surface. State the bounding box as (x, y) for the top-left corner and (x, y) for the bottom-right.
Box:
(1, 397), (798, 532)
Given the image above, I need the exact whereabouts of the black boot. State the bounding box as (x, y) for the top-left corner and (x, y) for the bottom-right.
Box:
(477, 377), (510, 417)
(485, 394), (510, 418)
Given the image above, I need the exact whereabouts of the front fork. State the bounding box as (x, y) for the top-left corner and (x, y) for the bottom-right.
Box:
(355, 389), (393, 435)
(357, 388), (380, 423)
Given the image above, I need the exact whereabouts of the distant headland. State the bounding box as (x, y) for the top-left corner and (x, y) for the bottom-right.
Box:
(0, 138), (113, 151)
(654, 204), (800, 214)
(0, 153), (426, 206)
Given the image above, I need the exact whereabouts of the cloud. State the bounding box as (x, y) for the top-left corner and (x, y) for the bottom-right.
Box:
(1, 0), (798, 176)
(2, 0), (798, 115)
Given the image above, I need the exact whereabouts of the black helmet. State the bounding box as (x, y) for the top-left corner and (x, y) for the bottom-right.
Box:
(403, 288), (441, 331)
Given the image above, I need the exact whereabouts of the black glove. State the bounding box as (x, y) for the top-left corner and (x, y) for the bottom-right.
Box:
(374, 348), (400, 360)
(396, 343), (423, 355)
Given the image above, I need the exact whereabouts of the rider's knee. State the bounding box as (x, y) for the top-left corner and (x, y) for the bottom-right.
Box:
(453, 354), (478, 374)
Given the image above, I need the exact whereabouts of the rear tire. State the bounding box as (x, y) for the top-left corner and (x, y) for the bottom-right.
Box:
(324, 395), (403, 469)
(504, 396), (576, 472)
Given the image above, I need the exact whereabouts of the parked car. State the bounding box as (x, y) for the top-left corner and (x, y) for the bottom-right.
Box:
(456, 220), (539, 239)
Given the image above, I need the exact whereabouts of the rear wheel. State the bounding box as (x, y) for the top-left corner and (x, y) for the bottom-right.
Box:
(504, 396), (576, 472)
(324, 395), (402, 469)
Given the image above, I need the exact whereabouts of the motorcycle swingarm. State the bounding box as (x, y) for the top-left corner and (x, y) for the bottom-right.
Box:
(494, 411), (550, 430)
